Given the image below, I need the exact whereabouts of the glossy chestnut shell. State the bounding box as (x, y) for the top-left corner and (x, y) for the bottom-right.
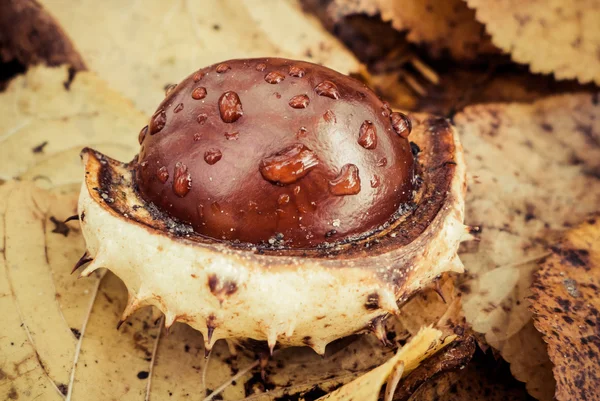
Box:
(136, 58), (415, 248)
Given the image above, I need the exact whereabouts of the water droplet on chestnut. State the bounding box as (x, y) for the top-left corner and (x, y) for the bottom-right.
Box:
(315, 80), (339, 99)
(256, 63), (267, 72)
(323, 110), (336, 123)
(224, 132), (239, 140)
(174, 103), (184, 113)
(192, 87), (207, 100)
(216, 63), (231, 73)
(138, 125), (148, 144)
(193, 70), (204, 82)
(377, 157), (388, 167)
(218, 91), (243, 123)
(329, 164), (361, 196)
(157, 166), (169, 183)
(150, 109), (166, 135)
(296, 127), (308, 139)
(265, 71), (285, 84)
(358, 120), (377, 149)
(259, 144), (319, 185)
(278, 194), (290, 205)
(197, 113), (208, 124)
(204, 149), (222, 165)
(289, 66), (305, 77)
(390, 112), (412, 138)
(165, 84), (177, 97)
(289, 94), (310, 109)
(370, 175), (380, 188)
(381, 102), (391, 118)
(173, 162), (191, 197)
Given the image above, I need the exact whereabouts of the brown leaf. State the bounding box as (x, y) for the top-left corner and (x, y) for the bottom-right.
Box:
(394, 336), (476, 400)
(0, 0), (85, 70)
(530, 215), (600, 401)
(37, 0), (361, 115)
(465, 0), (600, 84)
(327, 0), (498, 61)
(455, 93), (600, 399)
(408, 348), (534, 401)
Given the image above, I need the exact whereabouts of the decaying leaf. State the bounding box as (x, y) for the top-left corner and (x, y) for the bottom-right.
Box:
(455, 93), (600, 399)
(317, 327), (455, 401)
(414, 65), (591, 117)
(465, 0), (600, 84)
(408, 348), (534, 401)
(326, 0), (498, 61)
(530, 215), (600, 401)
(36, 0), (361, 115)
(488, 321), (555, 401)
(0, 65), (142, 185)
(0, 0), (85, 71)
(394, 336), (476, 400)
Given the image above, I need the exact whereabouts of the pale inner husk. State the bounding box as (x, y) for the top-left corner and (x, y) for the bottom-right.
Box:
(78, 121), (467, 353)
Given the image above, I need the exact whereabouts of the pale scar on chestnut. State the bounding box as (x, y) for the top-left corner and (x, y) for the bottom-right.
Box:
(76, 58), (469, 354)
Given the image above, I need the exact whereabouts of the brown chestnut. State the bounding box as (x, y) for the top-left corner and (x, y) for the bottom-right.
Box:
(77, 58), (467, 354)
(136, 58), (415, 248)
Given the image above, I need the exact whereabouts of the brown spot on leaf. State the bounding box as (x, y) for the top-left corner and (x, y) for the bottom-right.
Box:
(50, 216), (69, 236)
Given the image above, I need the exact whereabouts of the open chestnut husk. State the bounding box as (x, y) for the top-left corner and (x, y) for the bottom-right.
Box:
(77, 58), (468, 354)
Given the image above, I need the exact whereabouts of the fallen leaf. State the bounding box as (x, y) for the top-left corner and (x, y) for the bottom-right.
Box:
(465, 0), (600, 84)
(530, 215), (600, 401)
(0, 0), (85, 71)
(0, 181), (102, 400)
(455, 93), (600, 399)
(37, 0), (361, 115)
(393, 274), (466, 341)
(0, 65), (142, 185)
(316, 327), (455, 401)
(394, 336), (476, 400)
(326, 0), (498, 61)
(408, 347), (534, 401)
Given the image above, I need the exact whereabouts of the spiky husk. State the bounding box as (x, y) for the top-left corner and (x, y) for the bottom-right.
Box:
(77, 116), (467, 354)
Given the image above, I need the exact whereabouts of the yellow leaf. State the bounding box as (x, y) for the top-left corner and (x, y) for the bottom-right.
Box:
(38, 0), (361, 115)
(328, 0), (498, 60)
(0, 66), (142, 185)
(317, 327), (454, 401)
(465, 0), (600, 84)
(455, 93), (600, 400)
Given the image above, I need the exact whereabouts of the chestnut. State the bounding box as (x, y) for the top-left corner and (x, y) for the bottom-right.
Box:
(136, 58), (415, 248)
(76, 58), (468, 354)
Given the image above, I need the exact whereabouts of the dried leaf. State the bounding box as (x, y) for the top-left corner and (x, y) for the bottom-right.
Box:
(531, 215), (600, 401)
(0, 65), (142, 185)
(408, 348), (534, 401)
(0, 0), (85, 70)
(395, 274), (465, 339)
(327, 0), (498, 60)
(316, 327), (455, 401)
(395, 336), (476, 400)
(37, 0), (361, 115)
(455, 93), (600, 399)
(0, 181), (102, 400)
(465, 0), (600, 84)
